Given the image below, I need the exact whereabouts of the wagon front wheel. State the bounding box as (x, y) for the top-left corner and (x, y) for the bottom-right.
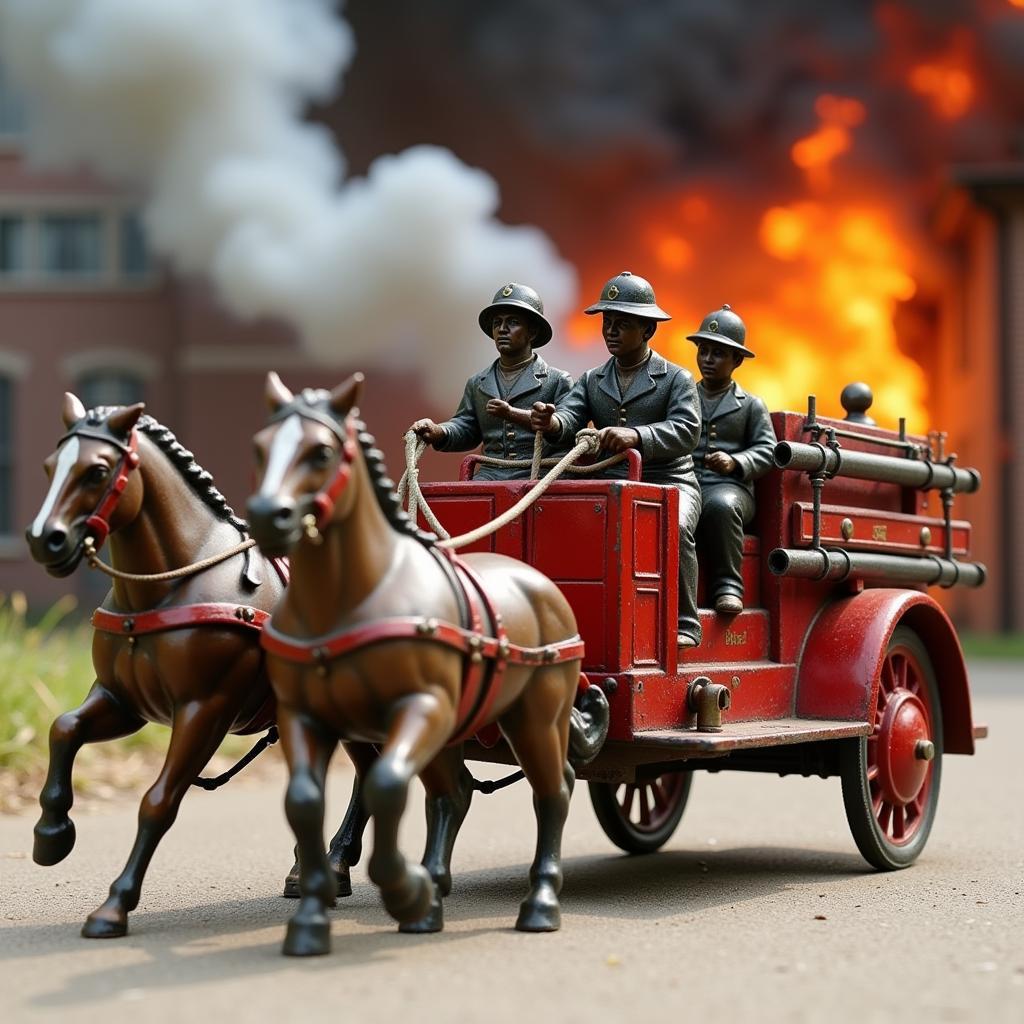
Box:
(588, 771), (692, 854)
(840, 625), (942, 870)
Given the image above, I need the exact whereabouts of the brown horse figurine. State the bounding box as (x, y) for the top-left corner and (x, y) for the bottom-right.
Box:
(25, 394), (371, 937)
(247, 372), (607, 956)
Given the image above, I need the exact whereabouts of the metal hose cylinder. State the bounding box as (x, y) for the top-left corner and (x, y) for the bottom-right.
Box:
(774, 441), (980, 494)
(768, 547), (986, 588)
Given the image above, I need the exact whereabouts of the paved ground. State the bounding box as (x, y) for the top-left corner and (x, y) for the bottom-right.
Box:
(1, 660), (1021, 1023)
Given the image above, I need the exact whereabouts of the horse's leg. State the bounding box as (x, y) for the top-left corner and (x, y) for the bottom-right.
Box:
(399, 745), (474, 934)
(81, 699), (237, 938)
(363, 692), (452, 928)
(34, 683), (145, 867)
(279, 707), (338, 957)
(499, 666), (576, 933)
(282, 740), (374, 899)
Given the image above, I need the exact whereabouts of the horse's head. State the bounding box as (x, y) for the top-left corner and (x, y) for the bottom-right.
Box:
(248, 371), (364, 557)
(26, 394), (146, 577)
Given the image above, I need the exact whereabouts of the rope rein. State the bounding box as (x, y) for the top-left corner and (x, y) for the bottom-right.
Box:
(83, 536), (257, 583)
(397, 428), (626, 550)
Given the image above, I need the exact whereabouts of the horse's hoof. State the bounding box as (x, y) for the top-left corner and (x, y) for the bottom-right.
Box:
(282, 916), (331, 957)
(399, 891), (444, 934)
(82, 912), (128, 939)
(383, 864), (434, 925)
(331, 864), (353, 898)
(282, 866), (351, 900)
(515, 897), (561, 933)
(33, 817), (76, 866)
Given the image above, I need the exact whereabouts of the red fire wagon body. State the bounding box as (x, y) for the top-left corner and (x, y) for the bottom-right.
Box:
(420, 403), (986, 870)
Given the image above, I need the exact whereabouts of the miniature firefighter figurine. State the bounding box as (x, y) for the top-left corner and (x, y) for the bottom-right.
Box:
(530, 271), (703, 648)
(411, 283), (573, 480)
(688, 304), (776, 614)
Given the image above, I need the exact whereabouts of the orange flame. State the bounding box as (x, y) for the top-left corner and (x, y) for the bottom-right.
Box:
(906, 30), (978, 120)
(568, 90), (931, 431)
(790, 95), (866, 188)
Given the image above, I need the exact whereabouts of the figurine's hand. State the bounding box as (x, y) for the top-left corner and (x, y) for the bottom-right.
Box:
(705, 451), (738, 475)
(530, 402), (559, 436)
(411, 418), (446, 446)
(597, 426), (641, 453)
(486, 399), (512, 420)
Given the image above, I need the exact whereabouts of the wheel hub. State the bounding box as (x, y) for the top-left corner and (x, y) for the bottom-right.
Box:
(876, 689), (931, 806)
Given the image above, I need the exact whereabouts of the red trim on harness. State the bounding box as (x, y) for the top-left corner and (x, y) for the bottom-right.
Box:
(93, 602), (270, 636)
(260, 612), (584, 742)
(311, 419), (359, 529)
(446, 556), (507, 744)
(84, 429), (140, 550)
(260, 615), (581, 666)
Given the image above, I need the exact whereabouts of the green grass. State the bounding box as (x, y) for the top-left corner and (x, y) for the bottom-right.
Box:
(0, 593), (174, 808)
(959, 630), (1024, 660)
(0, 592), (269, 810)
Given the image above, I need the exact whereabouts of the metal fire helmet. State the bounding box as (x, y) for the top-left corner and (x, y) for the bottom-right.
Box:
(584, 271), (672, 321)
(686, 304), (756, 358)
(478, 282), (553, 347)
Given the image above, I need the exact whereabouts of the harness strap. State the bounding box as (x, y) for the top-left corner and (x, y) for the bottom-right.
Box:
(93, 602), (270, 636)
(84, 428), (140, 550)
(446, 555), (509, 745)
(310, 419), (358, 529)
(261, 614), (581, 664)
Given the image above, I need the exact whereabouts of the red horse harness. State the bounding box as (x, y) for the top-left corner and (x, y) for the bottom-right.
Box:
(260, 548), (585, 746)
(56, 423), (142, 551)
(92, 602), (270, 637)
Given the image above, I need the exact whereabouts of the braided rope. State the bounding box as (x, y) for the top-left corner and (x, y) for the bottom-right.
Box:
(398, 432), (451, 539)
(83, 536), (256, 583)
(397, 427), (630, 550)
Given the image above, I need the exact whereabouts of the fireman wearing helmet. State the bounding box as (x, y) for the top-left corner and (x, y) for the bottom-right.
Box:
(412, 283), (573, 481)
(688, 304), (776, 615)
(531, 271), (703, 648)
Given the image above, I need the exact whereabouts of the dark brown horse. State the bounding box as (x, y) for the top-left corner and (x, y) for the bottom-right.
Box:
(25, 394), (370, 937)
(247, 373), (605, 957)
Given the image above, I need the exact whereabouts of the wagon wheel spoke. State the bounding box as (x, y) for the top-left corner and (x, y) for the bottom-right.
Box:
(619, 784), (636, 821)
(891, 803), (906, 841)
(877, 800), (892, 834)
(651, 780), (670, 814)
(637, 783), (652, 826)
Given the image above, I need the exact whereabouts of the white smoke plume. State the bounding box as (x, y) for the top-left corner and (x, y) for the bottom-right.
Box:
(0, 0), (578, 401)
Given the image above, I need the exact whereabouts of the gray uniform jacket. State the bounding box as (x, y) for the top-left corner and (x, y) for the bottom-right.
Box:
(552, 352), (701, 485)
(694, 382), (777, 497)
(436, 354), (573, 477)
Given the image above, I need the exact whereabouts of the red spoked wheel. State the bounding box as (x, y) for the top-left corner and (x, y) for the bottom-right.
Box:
(588, 771), (692, 854)
(840, 625), (943, 870)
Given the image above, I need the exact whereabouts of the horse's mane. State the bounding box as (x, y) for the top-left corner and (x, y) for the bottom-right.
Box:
(353, 418), (436, 547)
(90, 406), (248, 536)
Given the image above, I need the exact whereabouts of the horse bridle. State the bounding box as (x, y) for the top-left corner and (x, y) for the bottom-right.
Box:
(56, 424), (141, 552)
(268, 402), (358, 534)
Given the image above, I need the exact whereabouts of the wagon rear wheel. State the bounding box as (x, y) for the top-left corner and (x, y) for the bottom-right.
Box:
(588, 771), (692, 854)
(840, 625), (942, 870)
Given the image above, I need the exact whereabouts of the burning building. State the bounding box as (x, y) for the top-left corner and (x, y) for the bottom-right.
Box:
(0, 1), (1022, 629)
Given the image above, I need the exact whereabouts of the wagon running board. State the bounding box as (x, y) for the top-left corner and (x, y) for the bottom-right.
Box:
(631, 718), (871, 757)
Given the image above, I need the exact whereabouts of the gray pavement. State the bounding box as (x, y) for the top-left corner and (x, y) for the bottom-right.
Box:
(1, 659), (1021, 1023)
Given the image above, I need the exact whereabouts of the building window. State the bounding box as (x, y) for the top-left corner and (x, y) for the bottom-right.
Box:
(119, 212), (151, 278)
(0, 215), (25, 275)
(0, 377), (12, 534)
(78, 370), (145, 411)
(0, 61), (26, 138)
(40, 214), (103, 277)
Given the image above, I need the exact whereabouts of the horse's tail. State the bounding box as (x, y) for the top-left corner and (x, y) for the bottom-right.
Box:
(568, 674), (609, 767)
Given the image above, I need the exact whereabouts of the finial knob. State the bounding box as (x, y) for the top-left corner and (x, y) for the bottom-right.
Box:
(841, 382), (875, 425)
